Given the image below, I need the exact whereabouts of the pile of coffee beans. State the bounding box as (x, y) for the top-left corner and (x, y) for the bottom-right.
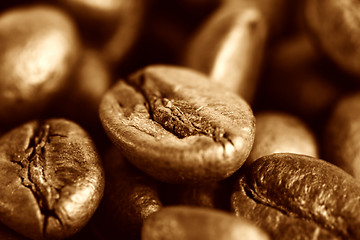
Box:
(0, 0), (360, 239)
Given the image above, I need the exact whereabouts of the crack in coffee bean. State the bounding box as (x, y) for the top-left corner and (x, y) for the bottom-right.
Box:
(11, 124), (63, 237)
(127, 74), (229, 143)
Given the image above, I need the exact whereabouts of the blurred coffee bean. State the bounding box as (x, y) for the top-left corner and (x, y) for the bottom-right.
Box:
(99, 65), (255, 184)
(255, 34), (348, 127)
(54, 0), (146, 69)
(142, 206), (269, 240)
(247, 111), (318, 164)
(99, 0), (146, 68)
(324, 92), (360, 178)
(184, 0), (267, 104)
(305, 0), (360, 77)
(256, 0), (289, 39)
(231, 153), (360, 239)
(0, 119), (104, 239)
(0, 4), (81, 128)
(96, 147), (162, 240)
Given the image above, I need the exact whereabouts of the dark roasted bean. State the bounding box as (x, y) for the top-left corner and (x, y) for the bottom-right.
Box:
(99, 65), (255, 184)
(231, 153), (360, 239)
(0, 119), (104, 239)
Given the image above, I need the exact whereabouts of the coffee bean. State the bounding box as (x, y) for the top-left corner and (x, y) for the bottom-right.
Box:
(96, 147), (162, 240)
(0, 118), (104, 239)
(184, 0), (267, 103)
(305, 0), (360, 76)
(324, 92), (360, 178)
(0, 5), (80, 127)
(247, 111), (318, 165)
(231, 153), (360, 239)
(99, 65), (255, 184)
(142, 206), (269, 240)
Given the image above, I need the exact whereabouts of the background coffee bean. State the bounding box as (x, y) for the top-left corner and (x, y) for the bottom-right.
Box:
(0, 4), (81, 128)
(305, 0), (360, 77)
(324, 92), (360, 178)
(231, 153), (360, 239)
(184, 0), (267, 104)
(0, 119), (104, 239)
(142, 206), (270, 240)
(99, 65), (255, 184)
(247, 111), (318, 165)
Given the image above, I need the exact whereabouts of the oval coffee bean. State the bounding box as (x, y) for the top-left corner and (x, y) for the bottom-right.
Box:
(305, 0), (360, 76)
(324, 92), (360, 178)
(96, 147), (162, 240)
(232, 176), (339, 239)
(142, 206), (269, 240)
(231, 153), (360, 239)
(0, 5), (80, 126)
(184, 0), (267, 103)
(99, 65), (255, 184)
(0, 119), (105, 239)
(247, 111), (318, 164)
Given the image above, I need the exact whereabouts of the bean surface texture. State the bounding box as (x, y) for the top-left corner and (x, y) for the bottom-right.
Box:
(99, 65), (255, 184)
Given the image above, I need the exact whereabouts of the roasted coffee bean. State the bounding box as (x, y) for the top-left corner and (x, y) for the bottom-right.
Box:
(305, 0), (360, 77)
(142, 206), (269, 240)
(99, 65), (255, 184)
(96, 147), (162, 240)
(231, 153), (360, 239)
(324, 92), (360, 178)
(184, 0), (267, 104)
(0, 4), (80, 127)
(247, 111), (318, 165)
(0, 118), (104, 239)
